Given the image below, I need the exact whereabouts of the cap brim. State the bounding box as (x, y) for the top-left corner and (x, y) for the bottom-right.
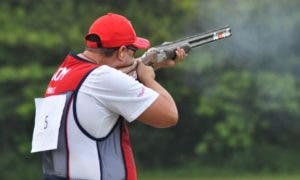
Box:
(132, 37), (150, 49)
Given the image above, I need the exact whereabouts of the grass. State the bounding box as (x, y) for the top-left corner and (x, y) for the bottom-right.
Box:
(139, 174), (300, 180)
(138, 167), (300, 180)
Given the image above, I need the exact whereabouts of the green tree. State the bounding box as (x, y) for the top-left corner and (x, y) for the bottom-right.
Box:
(0, 0), (199, 178)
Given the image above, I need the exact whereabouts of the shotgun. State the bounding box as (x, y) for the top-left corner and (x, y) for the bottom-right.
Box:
(140, 26), (232, 64)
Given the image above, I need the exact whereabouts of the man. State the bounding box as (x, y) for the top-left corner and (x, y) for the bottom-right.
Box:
(36, 13), (185, 180)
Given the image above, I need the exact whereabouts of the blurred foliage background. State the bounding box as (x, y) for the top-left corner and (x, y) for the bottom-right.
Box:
(0, 0), (300, 179)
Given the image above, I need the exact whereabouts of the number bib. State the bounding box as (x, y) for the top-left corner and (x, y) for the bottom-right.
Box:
(31, 94), (67, 153)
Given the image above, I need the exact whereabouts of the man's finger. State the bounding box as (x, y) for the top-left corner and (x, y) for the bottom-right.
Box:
(119, 61), (138, 73)
(174, 49), (183, 63)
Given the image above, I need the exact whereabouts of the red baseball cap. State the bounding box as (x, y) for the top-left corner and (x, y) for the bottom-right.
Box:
(85, 13), (150, 49)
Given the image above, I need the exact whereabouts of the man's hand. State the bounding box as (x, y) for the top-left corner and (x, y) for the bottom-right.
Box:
(136, 61), (155, 84)
(118, 47), (186, 78)
(118, 60), (156, 83)
(118, 60), (138, 77)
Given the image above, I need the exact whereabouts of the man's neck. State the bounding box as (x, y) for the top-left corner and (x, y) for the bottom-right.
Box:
(81, 53), (96, 63)
(78, 50), (109, 66)
(78, 50), (120, 68)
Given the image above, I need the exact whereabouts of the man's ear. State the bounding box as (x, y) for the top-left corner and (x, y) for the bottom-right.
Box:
(117, 46), (127, 61)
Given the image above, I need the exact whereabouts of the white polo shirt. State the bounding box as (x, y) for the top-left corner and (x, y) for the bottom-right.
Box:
(76, 65), (159, 138)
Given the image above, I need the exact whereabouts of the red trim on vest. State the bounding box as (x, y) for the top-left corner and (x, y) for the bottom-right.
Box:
(44, 54), (98, 97)
(121, 121), (137, 180)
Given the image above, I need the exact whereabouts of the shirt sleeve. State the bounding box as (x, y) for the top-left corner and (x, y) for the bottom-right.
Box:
(79, 65), (159, 122)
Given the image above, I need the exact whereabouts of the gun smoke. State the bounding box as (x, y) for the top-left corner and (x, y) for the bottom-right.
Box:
(193, 0), (300, 73)
(183, 0), (300, 132)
